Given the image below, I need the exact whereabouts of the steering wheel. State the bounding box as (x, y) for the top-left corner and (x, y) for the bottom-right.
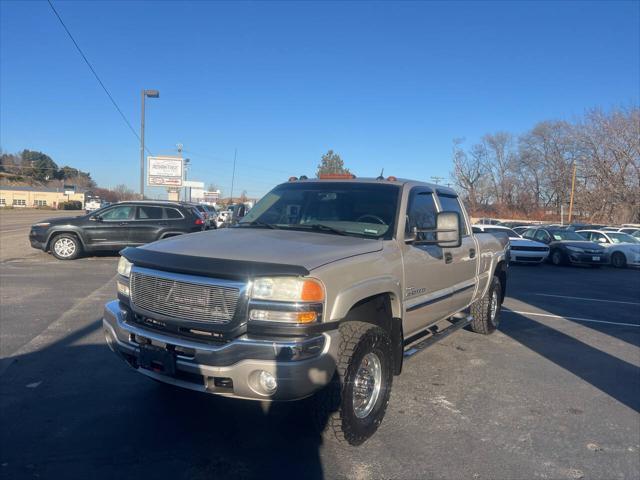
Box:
(356, 214), (386, 225)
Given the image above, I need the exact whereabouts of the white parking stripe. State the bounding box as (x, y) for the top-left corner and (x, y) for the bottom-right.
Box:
(533, 293), (640, 306)
(503, 309), (640, 328)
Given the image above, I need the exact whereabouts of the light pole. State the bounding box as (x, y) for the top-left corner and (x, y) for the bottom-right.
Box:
(184, 158), (190, 202)
(140, 89), (159, 198)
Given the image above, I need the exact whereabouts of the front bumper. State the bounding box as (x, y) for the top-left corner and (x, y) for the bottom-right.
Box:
(29, 229), (47, 251)
(510, 250), (549, 263)
(568, 252), (609, 265)
(103, 300), (338, 401)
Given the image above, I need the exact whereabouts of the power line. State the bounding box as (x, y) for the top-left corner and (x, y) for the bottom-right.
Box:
(46, 0), (151, 155)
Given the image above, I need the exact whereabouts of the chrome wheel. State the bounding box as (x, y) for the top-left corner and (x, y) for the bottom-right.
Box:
(54, 237), (76, 258)
(353, 352), (382, 419)
(490, 290), (499, 324)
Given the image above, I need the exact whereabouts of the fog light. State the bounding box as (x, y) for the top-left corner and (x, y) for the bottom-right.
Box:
(117, 281), (130, 296)
(258, 370), (277, 393)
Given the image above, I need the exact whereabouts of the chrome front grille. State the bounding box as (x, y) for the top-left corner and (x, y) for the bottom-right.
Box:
(130, 268), (242, 324)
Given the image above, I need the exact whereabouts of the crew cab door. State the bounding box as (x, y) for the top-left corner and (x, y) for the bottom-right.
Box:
(435, 193), (479, 312)
(401, 188), (455, 336)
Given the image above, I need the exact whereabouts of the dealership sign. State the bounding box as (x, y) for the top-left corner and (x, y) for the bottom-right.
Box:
(147, 156), (183, 187)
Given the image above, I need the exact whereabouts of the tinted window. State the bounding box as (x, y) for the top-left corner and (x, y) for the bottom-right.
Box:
(522, 229), (536, 239)
(101, 205), (134, 221)
(165, 208), (183, 219)
(136, 206), (163, 220)
(437, 195), (468, 235)
(534, 230), (549, 242)
(407, 191), (437, 241)
(240, 182), (400, 239)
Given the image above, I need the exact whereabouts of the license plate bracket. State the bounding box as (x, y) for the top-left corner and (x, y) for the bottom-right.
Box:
(138, 344), (176, 376)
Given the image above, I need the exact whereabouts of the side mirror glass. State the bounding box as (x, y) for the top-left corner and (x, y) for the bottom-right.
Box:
(436, 211), (461, 248)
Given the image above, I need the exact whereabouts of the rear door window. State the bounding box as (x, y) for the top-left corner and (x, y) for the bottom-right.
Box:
(136, 206), (163, 220)
(165, 208), (184, 219)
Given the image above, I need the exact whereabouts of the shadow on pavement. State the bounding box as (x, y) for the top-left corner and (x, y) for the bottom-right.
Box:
(0, 319), (337, 480)
(499, 311), (640, 412)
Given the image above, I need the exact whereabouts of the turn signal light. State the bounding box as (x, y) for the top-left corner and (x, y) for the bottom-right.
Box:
(301, 279), (325, 302)
(195, 218), (204, 225)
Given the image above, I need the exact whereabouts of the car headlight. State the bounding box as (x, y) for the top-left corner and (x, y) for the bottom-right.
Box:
(250, 277), (324, 302)
(117, 256), (133, 278)
(249, 277), (325, 324)
(32, 222), (50, 227)
(566, 246), (585, 253)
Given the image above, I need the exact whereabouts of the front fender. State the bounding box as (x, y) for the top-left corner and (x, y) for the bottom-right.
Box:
(45, 226), (88, 249)
(329, 275), (402, 321)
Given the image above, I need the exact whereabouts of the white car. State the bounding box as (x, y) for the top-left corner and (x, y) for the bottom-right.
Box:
(576, 230), (640, 268)
(473, 224), (549, 264)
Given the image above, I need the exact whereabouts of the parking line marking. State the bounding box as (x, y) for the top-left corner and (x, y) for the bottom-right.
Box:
(533, 293), (640, 306)
(503, 309), (640, 328)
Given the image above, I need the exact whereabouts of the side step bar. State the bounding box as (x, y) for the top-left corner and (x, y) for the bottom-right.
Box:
(403, 314), (473, 358)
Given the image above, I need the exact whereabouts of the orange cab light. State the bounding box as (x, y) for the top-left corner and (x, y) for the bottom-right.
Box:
(301, 279), (325, 302)
(288, 176), (298, 181)
(386, 176), (397, 181)
(296, 311), (318, 323)
(318, 173), (355, 179)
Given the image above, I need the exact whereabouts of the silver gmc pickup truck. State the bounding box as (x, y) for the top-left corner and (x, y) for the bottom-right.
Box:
(103, 176), (508, 445)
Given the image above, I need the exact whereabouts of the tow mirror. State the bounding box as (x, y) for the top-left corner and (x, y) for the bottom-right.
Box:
(435, 211), (461, 248)
(405, 211), (462, 248)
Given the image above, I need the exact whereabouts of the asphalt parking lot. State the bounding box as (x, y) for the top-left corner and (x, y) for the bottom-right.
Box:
(1, 210), (639, 480)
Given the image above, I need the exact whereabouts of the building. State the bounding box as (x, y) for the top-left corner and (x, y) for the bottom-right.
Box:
(0, 186), (85, 209)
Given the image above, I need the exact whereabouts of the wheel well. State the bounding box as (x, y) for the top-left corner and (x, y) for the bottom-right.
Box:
(342, 293), (403, 376)
(46, 231), (83, 251)
(160, 232), (183, 239)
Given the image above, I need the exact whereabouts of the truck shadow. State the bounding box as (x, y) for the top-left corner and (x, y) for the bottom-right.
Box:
(0, 320), (337, 479)
(499, 311), (640, 412)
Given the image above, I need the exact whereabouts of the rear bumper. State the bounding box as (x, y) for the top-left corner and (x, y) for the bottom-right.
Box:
(103, 300), (338, 401)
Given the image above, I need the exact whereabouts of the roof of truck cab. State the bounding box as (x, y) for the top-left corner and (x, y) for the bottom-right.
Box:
(281, 177), (458, 196)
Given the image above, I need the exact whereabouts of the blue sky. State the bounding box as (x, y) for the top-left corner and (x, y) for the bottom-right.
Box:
(1, 1), (638, 199)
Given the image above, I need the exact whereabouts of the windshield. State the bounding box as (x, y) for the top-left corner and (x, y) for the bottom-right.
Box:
(549, 230), (584, 241)
(607, 232), (640, 244)
(484, 227), (519, 237)
(239, 182), (400, 239)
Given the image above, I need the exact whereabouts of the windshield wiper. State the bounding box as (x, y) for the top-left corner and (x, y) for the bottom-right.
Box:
(299, 223), (351, 236)
(236, 220), (278, 229)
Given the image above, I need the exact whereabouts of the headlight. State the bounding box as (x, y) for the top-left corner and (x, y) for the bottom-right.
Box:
(566, 246), (585, 253)
(250, 277), (325, 302)
(117, 257), (133, 277)
(33, 222), (50, 227)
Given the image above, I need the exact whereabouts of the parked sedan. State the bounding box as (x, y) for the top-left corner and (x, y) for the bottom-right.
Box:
(473, 225), (549, 264)
(521, 227), (609, 266)
(576, 230), (640, 268)
(29, 201), (205, 260)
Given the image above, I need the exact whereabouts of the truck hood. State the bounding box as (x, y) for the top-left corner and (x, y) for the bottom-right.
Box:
(141, 227), (383, 271)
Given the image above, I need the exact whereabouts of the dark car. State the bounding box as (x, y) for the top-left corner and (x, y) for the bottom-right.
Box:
(29, 201), (205, 260)
(521, 227), (609, 266)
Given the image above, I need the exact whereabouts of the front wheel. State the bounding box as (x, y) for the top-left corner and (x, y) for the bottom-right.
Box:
(612, 252), (627, 268)
(470, 275), (502, 334)
(50, 233), (81, 260)
(313, 322), (393, 446)
(550, 249), (566, 266)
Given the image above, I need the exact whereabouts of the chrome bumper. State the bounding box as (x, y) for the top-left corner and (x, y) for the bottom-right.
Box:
(103, 300), (338, 401)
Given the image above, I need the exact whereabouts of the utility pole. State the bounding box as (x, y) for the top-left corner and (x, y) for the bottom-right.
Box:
(568, 163), (577, 223)
(229, 148), (237, 204)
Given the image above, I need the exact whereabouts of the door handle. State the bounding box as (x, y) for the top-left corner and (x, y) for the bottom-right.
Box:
(469, 248), (476, 258)
(444, 252), (453, 264)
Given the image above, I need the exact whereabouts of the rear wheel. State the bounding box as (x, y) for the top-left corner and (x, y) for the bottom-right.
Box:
(50, 233), (81, 260)
(612, 252), (627, 268)
(313, 321), (393, 446)
(470, 276), (502, 334)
